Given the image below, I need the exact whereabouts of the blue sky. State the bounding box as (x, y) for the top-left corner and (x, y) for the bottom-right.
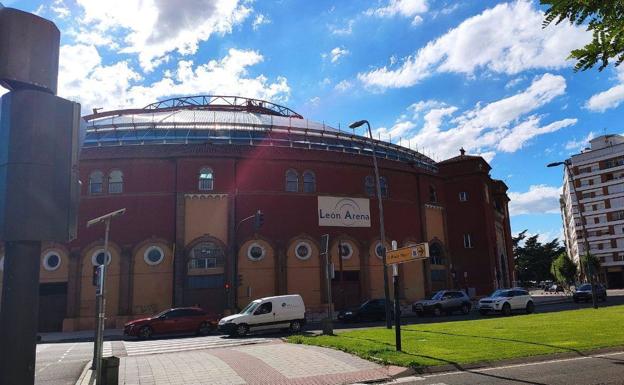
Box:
(4, 0), (624, 243)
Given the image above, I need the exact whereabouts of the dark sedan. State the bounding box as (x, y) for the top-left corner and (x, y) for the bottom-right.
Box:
(337, 299), (394, 323)
(573, 284), (607, 303)
(124, 307), (218, 339)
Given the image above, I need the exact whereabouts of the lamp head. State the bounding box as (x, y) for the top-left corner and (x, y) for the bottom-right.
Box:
(349, 120), (367, 129)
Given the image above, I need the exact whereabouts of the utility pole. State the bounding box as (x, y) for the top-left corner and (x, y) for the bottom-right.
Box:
(0, 7), (80, 385)
(392, 241), (401, 351)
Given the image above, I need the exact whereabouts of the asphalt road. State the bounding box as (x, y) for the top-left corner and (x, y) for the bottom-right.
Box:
(35, 343), (95, 385)
(313, 291), (624, 332)
(377, 351), (624, 385)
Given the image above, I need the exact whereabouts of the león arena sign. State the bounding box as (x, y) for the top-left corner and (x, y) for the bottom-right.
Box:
(318, 196), (371, 227)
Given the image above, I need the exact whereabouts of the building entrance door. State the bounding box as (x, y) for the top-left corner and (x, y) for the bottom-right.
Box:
(38, 282), (67, 332)
(332, 270), (360, 310)
(607, 271), (624, 289)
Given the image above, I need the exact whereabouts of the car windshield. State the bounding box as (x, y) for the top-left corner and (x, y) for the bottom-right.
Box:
(578, 284), (592, 291)
(490, 290), (511, 298)
(240, 302), (260, 314)
(154, 309), (170, 318)
(427, 291), (445, 300)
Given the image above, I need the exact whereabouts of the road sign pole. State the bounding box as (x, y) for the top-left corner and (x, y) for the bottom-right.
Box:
(391, 241), (401, 351)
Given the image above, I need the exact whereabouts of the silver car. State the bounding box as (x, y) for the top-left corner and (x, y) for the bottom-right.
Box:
(412, 290), (472, 316)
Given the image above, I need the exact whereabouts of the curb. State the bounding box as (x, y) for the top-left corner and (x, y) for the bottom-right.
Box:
(75, 361), (94, 385)
(408, 345), (624, 375)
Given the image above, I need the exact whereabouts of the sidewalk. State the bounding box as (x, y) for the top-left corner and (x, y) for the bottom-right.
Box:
(76, 340), (408, 385)
(39, 328), (124, 343)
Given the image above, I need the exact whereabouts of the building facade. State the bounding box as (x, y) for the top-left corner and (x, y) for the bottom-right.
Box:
(0, 96), (514, 332)
(560, 135), (624, 289)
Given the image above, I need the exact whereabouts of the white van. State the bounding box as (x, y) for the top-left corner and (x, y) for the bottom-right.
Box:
(218, 295), (306, 336)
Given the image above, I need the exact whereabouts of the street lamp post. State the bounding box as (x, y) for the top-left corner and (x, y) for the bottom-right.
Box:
(547, 161), (598, 309)
(349, 119), (392, 328)
(86, 208), (126, 383)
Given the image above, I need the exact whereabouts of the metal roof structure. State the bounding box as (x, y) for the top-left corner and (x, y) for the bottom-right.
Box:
(83, 95), (437, 172)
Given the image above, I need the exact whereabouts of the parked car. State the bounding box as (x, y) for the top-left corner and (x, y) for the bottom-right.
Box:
(218, 294), (306, 337)
(573, 283), (607, 303)
(337, 299), (394, 323)
(477, 288), (534, 316)
(546, 284), (565, 293)
(124, 307), (217, 339)
(412, 290), (471, 316)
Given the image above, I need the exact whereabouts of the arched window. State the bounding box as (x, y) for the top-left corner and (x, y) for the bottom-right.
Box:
(89, 171), (104, 195)
(364, 176), (388, 198)
(303, 170), (316, 193)
(429, 242), (444, 265)
(429, 185), (438, 203)
(285, 169), (299, 192)
(199, 167), (214, 191)
(188, 241), (224, 269)
(364, 175), (375, 197)
(108, 170), (123, 194)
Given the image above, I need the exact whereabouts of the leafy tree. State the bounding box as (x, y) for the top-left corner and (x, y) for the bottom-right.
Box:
(551, 252), (578, 286)
(542, 1), (624, 71)
(581, 253), (601, 279)
(514, 230), (566, 283)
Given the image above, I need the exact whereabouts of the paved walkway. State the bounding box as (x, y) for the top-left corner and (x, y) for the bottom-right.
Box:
(79, 340), (394, 385)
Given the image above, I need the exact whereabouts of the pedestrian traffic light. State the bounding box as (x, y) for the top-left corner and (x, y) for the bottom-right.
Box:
(224, 282), (231, 291)
(92, 265), (101, 286)
(254, 210), (264, 230)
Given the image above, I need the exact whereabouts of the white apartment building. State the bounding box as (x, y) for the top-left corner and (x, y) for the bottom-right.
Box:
(560, 134), (624, 288)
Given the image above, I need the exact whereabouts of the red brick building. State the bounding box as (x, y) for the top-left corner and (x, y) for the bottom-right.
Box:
(0, 96), (514, 331)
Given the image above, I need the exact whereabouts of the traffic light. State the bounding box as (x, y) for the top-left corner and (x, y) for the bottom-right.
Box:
(92, 265), (101, 286)
(254, 210), (264, 230)
(224, 282), (231, 291)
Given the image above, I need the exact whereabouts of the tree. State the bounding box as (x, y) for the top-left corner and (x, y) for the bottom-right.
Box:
(550, 252), (578, 286)
(542, 1), (624, 71)
(513, 230), (566, 283)
(581, 253), (601, 279)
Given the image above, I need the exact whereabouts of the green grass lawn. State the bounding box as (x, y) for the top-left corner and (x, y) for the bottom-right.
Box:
(288, 305), (624, 369)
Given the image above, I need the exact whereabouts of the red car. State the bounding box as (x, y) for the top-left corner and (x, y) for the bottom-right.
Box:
(124, 307), (217, 339)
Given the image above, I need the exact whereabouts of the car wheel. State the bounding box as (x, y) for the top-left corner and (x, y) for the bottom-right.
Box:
(502, 303), (512, 316)
(525, 301), (535, 314)
(198, 322), (212, 336)
(479, 309), (488, 316)
(235, 324), (249, 337)
(138, 326), (153, 340)
(289, 320), (302, 333)
(433, 306), (442, 317)
(461, 303), (470, 315)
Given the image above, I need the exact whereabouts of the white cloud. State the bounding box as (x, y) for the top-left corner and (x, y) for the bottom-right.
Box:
(359, 0), (590, 89)
(330, 47), (349, 63)
(308, 96), (321, 106)
(383, 74), (574, 160)
(586, 84), (624, 112)
(74, 0), (252, 72)
(565, 131), (596, 151)
(334, 80), (353, 92)
(58, 45), (290, 113)
(252, 14), (270, 30)
(497, 116), (577, 152)
(330, 19), (354, 35)
(366, 0), (428, 20)
(505, 76), (525, 89)
(51, 0), (70, 18)
(508, 184), (562, 216)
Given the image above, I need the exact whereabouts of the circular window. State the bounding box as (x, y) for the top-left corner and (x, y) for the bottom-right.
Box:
(375, 242), (385, 259)
(338, 242), (353, 259)
(247, 243), (266, 261)
(295, 242), (312, 260)
(144, 246), (165, 266)
(91, 249), (112, 266)
(43, 251), (61, 271)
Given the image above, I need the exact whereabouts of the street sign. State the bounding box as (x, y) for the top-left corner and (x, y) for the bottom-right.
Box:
(386, 243), (429, 265)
